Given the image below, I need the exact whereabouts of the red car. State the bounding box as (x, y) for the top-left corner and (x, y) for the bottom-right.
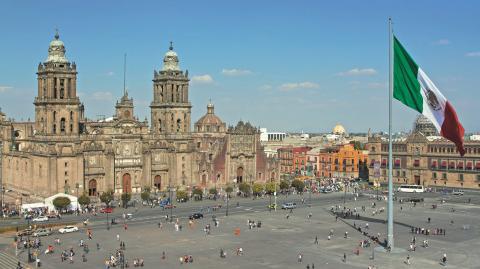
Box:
(164, 204), (176, 209)
(100, 207), (113, 213)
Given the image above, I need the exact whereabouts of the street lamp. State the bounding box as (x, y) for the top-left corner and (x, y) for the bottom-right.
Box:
(27, 218), (32, 263)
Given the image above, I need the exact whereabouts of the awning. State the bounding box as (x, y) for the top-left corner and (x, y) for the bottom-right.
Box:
(431, 160), (437, 168)
(394, 159), (401, 165)
(413, 159), (420, 166)
(441, 161), (447, 168)
(466, 162), (473, 169)
(449, 162), (455, 168)
(476, 162), (480, 169)
(457, 162), (464, 168)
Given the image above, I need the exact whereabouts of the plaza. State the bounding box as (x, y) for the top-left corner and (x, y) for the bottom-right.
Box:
(1, 191), (479, 269)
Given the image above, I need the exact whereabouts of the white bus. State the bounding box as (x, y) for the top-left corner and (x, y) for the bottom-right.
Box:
(397, 185), (424, 193)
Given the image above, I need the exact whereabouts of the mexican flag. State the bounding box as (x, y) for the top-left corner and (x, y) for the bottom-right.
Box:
(393, 36), (465, 156)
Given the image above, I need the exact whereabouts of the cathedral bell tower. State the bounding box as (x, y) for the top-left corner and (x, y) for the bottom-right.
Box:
(34, 30), (82, 136)
(150, 42), (192, 135)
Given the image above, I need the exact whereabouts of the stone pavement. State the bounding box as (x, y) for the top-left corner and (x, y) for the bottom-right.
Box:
(1, 193), (479, 269)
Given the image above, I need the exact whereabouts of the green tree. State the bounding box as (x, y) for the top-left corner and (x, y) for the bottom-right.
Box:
(238, 182), (251, 196)
(209, 188), (218, 195)
(53, 196), (71, 211)
(252, 183), (264, 196)
(279, 180), (290, 191)
(265, 182), (277, 195)
(141, 187), (151, 202)
(121, 193), (131, 208)
(225, 186), (233, 194)
(77, 194), (91, 208)
(192, 188), (203, 200)
(176, 190), (188, 202)
(100, 189), (114, 207)
(291, 179), (305, 193)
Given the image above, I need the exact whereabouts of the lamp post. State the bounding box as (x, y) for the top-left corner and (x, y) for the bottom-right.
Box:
(27, 218), (32, 263)
(226, 192), (229, 216)
(106, 211), (110, 230)
(343, 179), (347, 207)
(169, 187), (173, 223)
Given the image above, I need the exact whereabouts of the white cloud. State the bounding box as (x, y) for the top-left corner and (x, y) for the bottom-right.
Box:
(191, 74), (214, 84)
(338, 68), (377, 76)
(91, 91), (113, 101)
(106, 71), (115, 76)
(221, 68), (252, 76)
(0, 86), (12, 93)
(433, 39), (450, 45)
(367, 82), (387, 89)
(465, 51), (480, 57)
(279, 82), (319, 91)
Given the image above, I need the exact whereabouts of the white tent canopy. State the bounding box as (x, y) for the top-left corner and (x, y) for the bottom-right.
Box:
(21, 202), (47, 212)
(44, 193), (79, 212)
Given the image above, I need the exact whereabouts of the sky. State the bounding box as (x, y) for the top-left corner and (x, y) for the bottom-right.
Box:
(0, 0), (479, 133)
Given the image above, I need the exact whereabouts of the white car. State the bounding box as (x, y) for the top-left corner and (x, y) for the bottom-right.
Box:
(32, 216), (49, 222)
(58, 226), (79, 234)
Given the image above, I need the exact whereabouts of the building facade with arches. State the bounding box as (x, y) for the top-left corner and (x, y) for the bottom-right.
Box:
(0, 32), (279, 200)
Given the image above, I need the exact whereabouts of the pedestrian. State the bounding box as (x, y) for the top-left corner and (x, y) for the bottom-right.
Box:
(406, 254), (410, 265)
(343, 253), (347, 263)
(162, 251), (165, 260)
(298, 253), (302, 262)
(306, 264), (310, 269)
(427, 217), (431, 223)
(314, 236), (318, 244)
(442, 253), (447, 265)
(312, 263), (315, 269)
(116, 234), (120, 241)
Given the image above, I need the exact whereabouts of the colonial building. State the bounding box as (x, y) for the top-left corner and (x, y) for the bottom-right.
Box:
(317, 144), (368, 179)
(367, 115), (480, 189)
(0, 32), (279, 200)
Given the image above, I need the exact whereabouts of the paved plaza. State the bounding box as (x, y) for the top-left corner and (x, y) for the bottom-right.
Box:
(1, 192), (480, 269)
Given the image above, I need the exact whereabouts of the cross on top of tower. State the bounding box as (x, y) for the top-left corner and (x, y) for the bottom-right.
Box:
(55, 28), (60, 40)
(169, 41), (173, 51)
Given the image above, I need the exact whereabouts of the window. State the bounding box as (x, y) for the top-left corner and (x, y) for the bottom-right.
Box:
(459, 174), (464, 181)
(53, 124), (56, 133)
(477, 175), (480, 182)
(158, 119), (162, 132)
(197, 142), (201, 148)
(402, 171), (406, 177)
(177, 119), (181, 132)
(432, 172), (437, 179)
(442, 173), (447, 180)
(65, 162), (68, 167)
(70, 124), (73, 132)
(60, 118), (66, 133)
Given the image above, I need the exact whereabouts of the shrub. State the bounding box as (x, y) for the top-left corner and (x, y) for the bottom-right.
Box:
(100, 189), (114, 207)
(78, 194), (91, 207)
(53, 196), (71, 210)
(291, 179), (305, 193)
(252, 183), (264, 196)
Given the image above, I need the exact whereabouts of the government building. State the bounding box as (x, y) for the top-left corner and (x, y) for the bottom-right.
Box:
(0, 32), (279, 201)
(367, 115), (480, 189)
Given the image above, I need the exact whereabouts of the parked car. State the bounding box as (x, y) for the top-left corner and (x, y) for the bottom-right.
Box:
(189, 213), (204, 220)
(33, 228), (52, 237)
(17, 229), (33, 237)
(32, 216), (49, 222)
(100, 207), (113, 214)
(281, 202), (297, 210)
(58, 226), (79, 234)
(452, 190), (464, 196)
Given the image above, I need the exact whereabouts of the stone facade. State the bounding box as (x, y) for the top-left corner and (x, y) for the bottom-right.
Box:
(366, 118), (480, 189)
(0, 33), (278, 200)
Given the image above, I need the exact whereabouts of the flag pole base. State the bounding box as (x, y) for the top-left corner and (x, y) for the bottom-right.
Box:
(374, 246), (406, 254)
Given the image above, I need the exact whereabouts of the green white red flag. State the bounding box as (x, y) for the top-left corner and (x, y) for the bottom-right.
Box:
(393, 36), (465, 156)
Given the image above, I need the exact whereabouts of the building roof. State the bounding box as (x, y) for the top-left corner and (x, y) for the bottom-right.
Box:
(195, 102), (224, 126)
(333, 124), (346, 135)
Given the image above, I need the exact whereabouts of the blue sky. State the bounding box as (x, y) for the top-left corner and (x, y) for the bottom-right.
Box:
(0, 0), (479, 133)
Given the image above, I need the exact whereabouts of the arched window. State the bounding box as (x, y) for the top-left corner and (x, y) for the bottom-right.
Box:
(60, 118), (66, 133)
(158, 119), (162, 132)
(88, 179), (97, 196)
(177, 119), (181, 132)
(60, 88), (64, 99)
(154, 175), (161, 190)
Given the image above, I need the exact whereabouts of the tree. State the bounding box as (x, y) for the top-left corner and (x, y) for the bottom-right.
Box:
(176, 190), (188, 202)
(238, 182), (251, 196)
(141, 187), (151, 202)
(291, 179), (305, 193)
(225, 186), (233, 194)
(279, 180), (290, 191)
(209, 188), (218, 195)
(53, 196), (71, 211)
(121, 193), (132, 208)
(78, 194), (91, 208)
(192, 188), (203, 200)
(265, 182), (277, 195)
(252, 183), (264, 196)
(100, 189), (114, 207)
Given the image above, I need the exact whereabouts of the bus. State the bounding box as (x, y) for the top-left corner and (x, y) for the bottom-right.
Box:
(397, 185), (424, 193)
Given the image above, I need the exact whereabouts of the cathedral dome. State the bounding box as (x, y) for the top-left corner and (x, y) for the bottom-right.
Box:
(46, 30), (69, 64)
(413, 115), (438, 136)
(333, 124), (346, 135)
(195, 102), (225, 133)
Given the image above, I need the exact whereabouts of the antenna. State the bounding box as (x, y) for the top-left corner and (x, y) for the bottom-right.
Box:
(123, 53), (127, 96)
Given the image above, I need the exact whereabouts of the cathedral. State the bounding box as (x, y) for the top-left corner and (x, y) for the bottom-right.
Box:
(0, 32), (279, 200)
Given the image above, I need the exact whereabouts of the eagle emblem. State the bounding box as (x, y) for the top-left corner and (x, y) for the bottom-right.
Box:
(424, 87), (441, 111)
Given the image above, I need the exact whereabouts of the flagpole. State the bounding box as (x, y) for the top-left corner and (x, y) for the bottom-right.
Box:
(387, 17), (394, 250)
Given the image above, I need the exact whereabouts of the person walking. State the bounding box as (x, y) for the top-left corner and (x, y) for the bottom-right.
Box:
(442, 253), (447, 266)
(298, 253), (303, 262)
(116, 234), (120, 241)
(343, 253), (347, 263)
(405, 254), (411, 265)
(314, 236), (318, 244)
